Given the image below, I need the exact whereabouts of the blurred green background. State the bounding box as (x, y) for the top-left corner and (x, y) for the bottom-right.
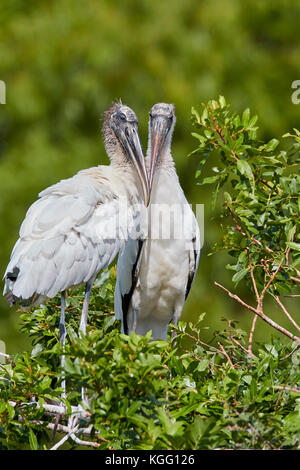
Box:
(1, 0), (299, 353)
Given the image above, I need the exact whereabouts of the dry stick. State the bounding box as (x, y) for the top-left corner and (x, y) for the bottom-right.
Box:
(8, 400), (88, 418)
(214, 281), (300, 343)
(259, 258), (284, 301)
(70, 433), (100, 449)
(217, 342), (235, 368)
(183, 331), (227, 356)
(248, 315), (258, 355)
(50, 432), (71, 450)
(261, 258), (300, 332)
(183, 331), (235, 365)
(248, 259), (284, 352)
(19, 419), (99, 438)
(18, 416), (104, 448)
(273, 386), (300, 394)
(247, 251), (260, 353)
(247, 251), (260, 303)
(280, 343), (300, 361)
(272, 295), (300, 334)
(50, 415), (80, 451)
(0, 351), (11, 361)
(231, 337), (256, 358)
(260, 257), (300, 332)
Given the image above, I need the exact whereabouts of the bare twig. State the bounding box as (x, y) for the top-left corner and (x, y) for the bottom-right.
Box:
(259, 258), (284, 302)
(214, 281), (300, 343)
(8, 400), (88, 418)
(214, 281), (258, 315)
(248, 315), (258, 355)
(19, 419), (96, 438)
(273, 386), (300, 394)
(50, 432), (71, 450)
(69, 433), (100, 448)
(0, 351), (11, 360)
(247, 251), (260, 352)
(247, 251), (260, 303)
(231, 337), (256, 358)
(0, 351), (15, 366)
(272, 295), (300, 333)
(280, 344), (300, 361)
(217, 342), (235, 368)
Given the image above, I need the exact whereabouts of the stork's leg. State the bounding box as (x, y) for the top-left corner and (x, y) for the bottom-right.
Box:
(78, 279), (95, 403)
(59, 290), (66, 399)
(171, 296), (185, 340)
(79, 281), (93, 337)
(51, 291), (67, 442)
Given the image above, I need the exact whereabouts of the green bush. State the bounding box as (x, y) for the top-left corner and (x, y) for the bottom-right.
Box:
(191, 96), (300, 350)
(0, 270), (299, 450)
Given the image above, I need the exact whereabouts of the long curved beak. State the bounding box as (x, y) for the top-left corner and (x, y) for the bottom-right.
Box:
(120, 125), (150, 206)
(149, 116), (172, 196)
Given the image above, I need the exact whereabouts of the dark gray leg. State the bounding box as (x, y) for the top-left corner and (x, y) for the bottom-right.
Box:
(78, 280), (95, 403)
(59, 290), (66, 399)
(79, 281), (93, 338)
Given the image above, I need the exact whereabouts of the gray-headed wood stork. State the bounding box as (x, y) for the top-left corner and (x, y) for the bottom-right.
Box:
(3, 103), (149, 394)
(115, 103), (200, 340)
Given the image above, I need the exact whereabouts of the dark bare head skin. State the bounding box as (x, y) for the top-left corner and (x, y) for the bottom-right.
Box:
(102, 102), (149, 205)
(148, 103), (176, 193)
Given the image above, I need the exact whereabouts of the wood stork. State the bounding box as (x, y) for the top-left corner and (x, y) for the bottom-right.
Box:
(115, 103), (200, 340)
(3, 102), (149, 395)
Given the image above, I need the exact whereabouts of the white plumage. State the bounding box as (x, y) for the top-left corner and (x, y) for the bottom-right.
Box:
(3, 103), (149, 398)
(4, 167), (141, 307)
(115, 103), (200, 340)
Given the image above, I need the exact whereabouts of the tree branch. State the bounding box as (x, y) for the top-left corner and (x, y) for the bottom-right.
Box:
(272, 295), (300, 333)
(214, 281), (300, 343)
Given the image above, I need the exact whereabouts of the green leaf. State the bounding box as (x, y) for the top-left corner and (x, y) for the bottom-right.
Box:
(224, 191), (232, 203)
(197, 175), (219, 185)
(197, 358), (210, 372)
(6, 403), (15, 419)
(0, 402), (6, 413)
(211, 181), (220, 210)
(31, 343), (43, 358)
(265, 138), (280, 151)
(232, 267), (249, 283)
(242, 108), (250, 125)
(237, 159), (253, 180)
(191, 133), (206, 145)
(29, 429), (38, 450)
(286, 242), (300, 251)
(219, 95), (226, 108)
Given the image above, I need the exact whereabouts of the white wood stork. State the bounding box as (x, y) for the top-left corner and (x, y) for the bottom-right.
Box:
(3, 102), (149, 394)
(115, 103), (200, 340)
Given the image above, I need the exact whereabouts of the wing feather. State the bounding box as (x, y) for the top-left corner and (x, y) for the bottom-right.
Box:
(3, 171), (127, 306)
(185, 214), (201, 300)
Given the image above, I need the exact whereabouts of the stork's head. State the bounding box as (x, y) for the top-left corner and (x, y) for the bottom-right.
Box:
(102, 103), (149, 205)
(148, 103), (176, 193)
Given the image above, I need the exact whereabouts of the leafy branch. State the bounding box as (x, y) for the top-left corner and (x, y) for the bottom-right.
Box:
(191, 96), (300, 351)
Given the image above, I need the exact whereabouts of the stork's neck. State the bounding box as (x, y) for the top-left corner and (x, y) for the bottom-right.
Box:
(108, 147), (130, 168)
(146, 145), (175, 172)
